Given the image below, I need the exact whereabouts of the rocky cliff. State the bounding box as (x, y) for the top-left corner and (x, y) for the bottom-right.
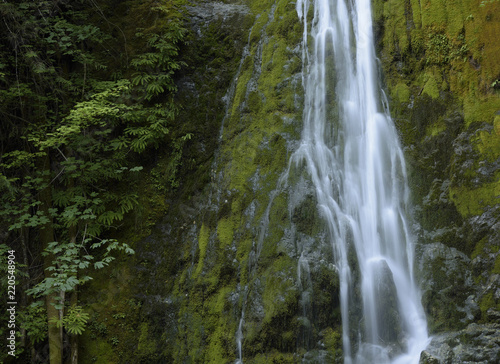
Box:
(79, 0), (500, 363)
(373, 0), (500, 362)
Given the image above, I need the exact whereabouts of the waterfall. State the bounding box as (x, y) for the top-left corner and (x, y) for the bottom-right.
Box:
(294, 0), (429, 362)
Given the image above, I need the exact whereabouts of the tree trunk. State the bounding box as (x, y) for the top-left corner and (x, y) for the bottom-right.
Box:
(20, 228), (28, 349)
(39, 154), (63, 364)
(69, 223), (78, 364)
(44, 258), (63, 364)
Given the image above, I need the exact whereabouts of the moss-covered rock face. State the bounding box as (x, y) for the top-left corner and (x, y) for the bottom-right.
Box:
(166, 0), (343, 361)
(373, 0), (500, 359)
(81, 0), (499, 362)
(81, 0), (342, 363)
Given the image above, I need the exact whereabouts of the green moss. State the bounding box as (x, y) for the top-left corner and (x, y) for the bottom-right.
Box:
(247, 90), (263, 113)
(229, 56), (253, 126)
(419, 0), (472, 35)
(79, 257), (149, 363)
(259, 39), (297, 113)
(291, 195), (320, 236)
(426, 120), (447, 136)
(471, 236), (490, 260)
(463, 91), (500, 126)
(203, 286), (237, 363)
(381, 0), (500, 217)
(372, 0), (384, 25)
(248, 351), (296, 364)
(255, 133), (288, 180)
(261, 256), (297, 323)
(236, 237), (253, 284)
(137, 322), (156, 359)
(221, 0), (303, 247)
(225, 131), (259, 192)
(184, 313), (204, 361)
(422, 72), (441, 99)
(80, 334), (118, 364)
(248, 10), (268, 43)
(276, 13), (302, 45)
(492, 254), (500, 274)
(425, 31), (451, 65)
(391, 82), (411, 103)
(247, 0), (273, 14)
(321, 327), (343, 359)
(450, 173), (500, 216)
(479, 291), (500, 321)
(194, 224), (210, 278)
(474, 116), (500, 159)
(382, 0), (409, 56)
(217, 217), (235, 247)
(145, 0), (320, 362)
(475, 4), (500, 87)
(409, 0), (422, 28)
(264, 192), (289, 249)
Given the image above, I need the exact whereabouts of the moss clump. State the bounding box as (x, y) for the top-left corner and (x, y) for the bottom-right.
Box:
(291, 196), (320, 236)
(391, 82), (411, 103)
(479, 291), (500, 321)
(450, 175), (500, 217)
(194, 224), (211, 278)
(426, 120), (447, 136)
(474, 115), (500, 159)
(247, 351), (296, 364)
(80, 334), (117, 364)
(217, 217), (235, 247)
(492, 254), (500, 274)
(137, 322), (157, 360)
(255, 133), (288, 179)
(202, 285), (238, 363)
(422, 72), (441, 99)
(321, 327), (343, 360)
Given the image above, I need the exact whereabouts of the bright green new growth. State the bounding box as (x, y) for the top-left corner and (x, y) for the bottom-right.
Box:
(50, 305), (90, 336)
(26, 240), (134, 306)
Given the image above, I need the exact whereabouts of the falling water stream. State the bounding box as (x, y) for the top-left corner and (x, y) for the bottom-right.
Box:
(294, 0), (429, 362)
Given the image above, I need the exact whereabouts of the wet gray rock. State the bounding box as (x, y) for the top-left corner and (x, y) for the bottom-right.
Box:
(469, 205), (500, 281)
(451, 122), (499, 189)
(421, 323), (500, 363)
(372, 259), (402, 345)
(186, 1), (250, 35)
(419, 350), (440, 364)
(416, 243), (478, 331)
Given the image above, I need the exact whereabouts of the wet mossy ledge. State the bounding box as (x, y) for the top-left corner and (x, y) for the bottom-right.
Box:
(374, 0), (500, 361)
(79, 0), (500, 363)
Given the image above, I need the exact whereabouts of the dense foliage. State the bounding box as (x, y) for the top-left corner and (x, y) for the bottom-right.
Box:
(0, 0), (188, 362)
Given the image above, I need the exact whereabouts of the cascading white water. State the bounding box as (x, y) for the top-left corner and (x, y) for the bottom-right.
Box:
(294, 0), (429, 362)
